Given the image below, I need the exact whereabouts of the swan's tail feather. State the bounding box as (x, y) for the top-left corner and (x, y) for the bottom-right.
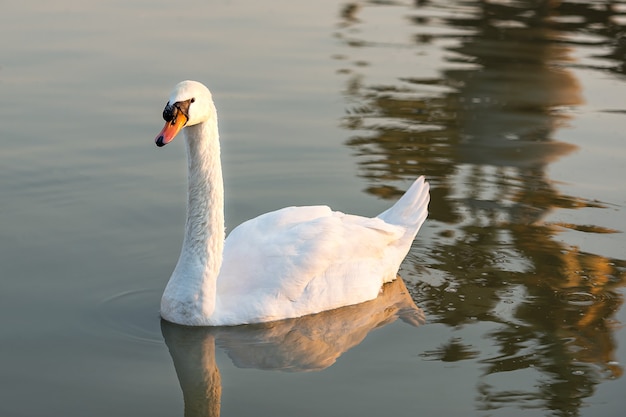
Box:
(377, 176), (430, 234)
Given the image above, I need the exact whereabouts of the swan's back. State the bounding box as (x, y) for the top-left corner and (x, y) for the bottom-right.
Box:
(213, 177), (430, 325)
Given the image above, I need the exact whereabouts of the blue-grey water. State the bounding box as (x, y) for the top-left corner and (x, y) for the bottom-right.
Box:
(2, 1), (626, 416)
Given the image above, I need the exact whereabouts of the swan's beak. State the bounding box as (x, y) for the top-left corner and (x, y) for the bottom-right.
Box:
(155, 113), (188, 147)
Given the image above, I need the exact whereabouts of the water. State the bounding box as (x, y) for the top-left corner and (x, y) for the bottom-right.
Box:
(2, 0), (625, 416)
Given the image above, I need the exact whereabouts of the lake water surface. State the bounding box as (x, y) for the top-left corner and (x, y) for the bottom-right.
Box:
(2, 1), (626, 416)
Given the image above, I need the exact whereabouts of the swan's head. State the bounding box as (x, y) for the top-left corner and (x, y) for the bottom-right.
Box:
(155, 80), (216, 147)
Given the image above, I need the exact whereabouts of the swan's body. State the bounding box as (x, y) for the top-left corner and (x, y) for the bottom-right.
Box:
(155, 80), (430, 326)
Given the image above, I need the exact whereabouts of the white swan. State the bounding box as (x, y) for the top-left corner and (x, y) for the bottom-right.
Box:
(155, 80), (430, 326)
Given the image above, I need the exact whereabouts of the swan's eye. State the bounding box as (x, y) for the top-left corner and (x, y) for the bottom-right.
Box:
(190, 97), (196, 103)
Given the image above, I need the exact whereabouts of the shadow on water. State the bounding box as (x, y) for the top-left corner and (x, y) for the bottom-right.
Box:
(336, 0), (626, 415)
(161, 278), (423, 417)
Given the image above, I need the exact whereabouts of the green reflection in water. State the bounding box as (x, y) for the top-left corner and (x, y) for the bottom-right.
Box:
(336, 0), (626, 415)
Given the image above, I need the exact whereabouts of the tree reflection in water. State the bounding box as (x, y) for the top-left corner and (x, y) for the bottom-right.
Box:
(336, 1), (626, 415)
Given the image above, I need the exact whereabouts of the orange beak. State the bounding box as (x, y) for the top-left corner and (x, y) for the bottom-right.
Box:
(155, 113), (188, 147)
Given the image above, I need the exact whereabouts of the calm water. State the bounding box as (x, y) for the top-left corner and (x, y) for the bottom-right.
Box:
(2, 1), (626, 416)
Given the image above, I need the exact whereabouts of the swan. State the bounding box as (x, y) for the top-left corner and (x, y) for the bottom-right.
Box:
(154, 80), (430, 326)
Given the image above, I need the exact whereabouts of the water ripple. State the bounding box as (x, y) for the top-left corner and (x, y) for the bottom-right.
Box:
(554, 288), (614, 307)
(96, 288), (163, 345)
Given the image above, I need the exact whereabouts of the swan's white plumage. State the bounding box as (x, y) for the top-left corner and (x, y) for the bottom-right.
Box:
(156, 81), (430, 326)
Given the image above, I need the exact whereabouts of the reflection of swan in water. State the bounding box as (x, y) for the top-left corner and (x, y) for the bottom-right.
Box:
(161, 278), (424, 416)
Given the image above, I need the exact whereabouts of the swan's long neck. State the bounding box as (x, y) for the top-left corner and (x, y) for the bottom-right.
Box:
(161, 117), (224, 325)
(183, 119), (224, 273)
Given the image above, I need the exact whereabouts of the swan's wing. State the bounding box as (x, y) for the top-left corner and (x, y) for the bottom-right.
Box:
(217, 206), (404, 303)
